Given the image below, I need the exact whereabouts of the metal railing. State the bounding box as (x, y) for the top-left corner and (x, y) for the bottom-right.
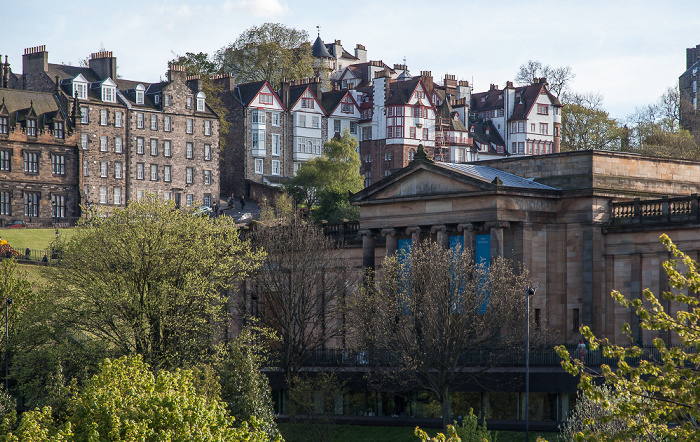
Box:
(267, 344), (695, 368)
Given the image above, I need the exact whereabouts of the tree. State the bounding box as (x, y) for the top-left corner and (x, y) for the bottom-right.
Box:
(354, 240), (535, 428)
(42, 196), (264, 370)
(515, 59), (574, 98)
(556, 234), (700, 441)
(623, 86), (700, 159)
(246, 218), (353, 382)
(215, 23), (314, 88)
(285, 130), (363, 222)
(218, 325), (280, 441)
(1, 355), (274, 442)
(560, 92), (622, 151)
(559, 385), (647, 442)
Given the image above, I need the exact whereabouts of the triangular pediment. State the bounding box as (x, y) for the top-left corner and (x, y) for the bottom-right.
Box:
(360, 164), (496, 203)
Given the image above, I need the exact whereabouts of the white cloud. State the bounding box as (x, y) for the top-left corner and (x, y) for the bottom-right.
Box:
(176, 5), (193, 18)
(222, 0), (287, 16)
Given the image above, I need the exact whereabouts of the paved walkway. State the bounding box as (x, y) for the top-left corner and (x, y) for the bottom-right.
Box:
(216, 197), (261, 221)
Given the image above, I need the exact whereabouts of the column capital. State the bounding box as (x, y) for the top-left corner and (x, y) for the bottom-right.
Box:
(430, 224), (447, 234)
(457, 223), (474, 232)
(358, 229), (375, 238)
(484, 221), (510, 230)
(381, 228), (397, 237)
(405, 226), (421, 235)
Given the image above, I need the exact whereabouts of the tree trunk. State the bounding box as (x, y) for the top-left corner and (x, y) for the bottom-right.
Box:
(441, 385), (451, 429)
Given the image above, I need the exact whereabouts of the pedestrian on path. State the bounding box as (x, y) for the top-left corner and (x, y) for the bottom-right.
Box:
(240, 196), (246, 210)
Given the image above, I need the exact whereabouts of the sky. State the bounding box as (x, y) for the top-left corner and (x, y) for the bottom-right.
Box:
(6, 0), (699, 120)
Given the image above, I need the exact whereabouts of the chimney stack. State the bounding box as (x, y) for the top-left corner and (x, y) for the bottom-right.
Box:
(420, 71), (433, 94)
(212, 73), (235, 92)
(22, 45), (48, 75)
(89, 51), (117, 80)
(167, 64), (186, 83)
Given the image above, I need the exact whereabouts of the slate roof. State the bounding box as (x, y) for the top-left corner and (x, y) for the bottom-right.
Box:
(469, 121), (504, 147)
(312, 36), (333, 59)
(47, 64), (101, 83)
(680, 58), (700, 77)
(0, 89), (64, 128)
(436, 99), (467, 132)
(320, 90), (350, 114)
(471, 82), (562, 122)
(287, 84), (310, 109)
(440, 163), (558, 190)
(385, 78), (421, 106)
(235, 81), (268, 106)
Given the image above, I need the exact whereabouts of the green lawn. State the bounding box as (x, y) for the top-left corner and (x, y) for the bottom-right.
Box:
(278, 423), (559, 442)
(0, 228), (74, 252)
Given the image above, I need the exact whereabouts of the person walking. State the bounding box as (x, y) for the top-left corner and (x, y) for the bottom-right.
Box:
(577, 339), (587, 362)
(228, 194), (235, 209)
(240, 196), (246, 210)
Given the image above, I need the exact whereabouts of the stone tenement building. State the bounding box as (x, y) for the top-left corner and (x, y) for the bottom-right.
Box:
(5, 45), (220, 217)
(680, 42), (700, 135)
(0, 88), (79, 225)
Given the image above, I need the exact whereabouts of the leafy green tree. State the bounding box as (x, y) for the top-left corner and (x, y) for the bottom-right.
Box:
(560, 92), (622, 151)
(219, 325), (280, 441)
(355, 241), (536, 429)
(42, 196), (264, 370)
(1, 355), (274, 442)
(557, 234), (700, 441)
(285, 130), (363, 223)
(215, 23), (314, 88)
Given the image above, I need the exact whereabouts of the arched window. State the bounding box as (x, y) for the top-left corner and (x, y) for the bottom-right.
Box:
(408, 148), (416, 161)
(135, 84), (145, 105)
(196, 92), (206, 112)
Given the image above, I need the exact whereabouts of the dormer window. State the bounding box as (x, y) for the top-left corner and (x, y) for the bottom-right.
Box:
(135, 84), (145, 105)
(54, 121), (65, 139)
(101, 79), (117, 103)
(154, 94), (160, 105)
(196, 92), (205, 112)
(74, 82), (87, 100)
(26, 118), (37, 137)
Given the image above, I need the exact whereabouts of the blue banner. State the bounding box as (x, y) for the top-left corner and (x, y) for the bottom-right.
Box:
(475, 234), (491, 313)
(398, 238), (412, 315)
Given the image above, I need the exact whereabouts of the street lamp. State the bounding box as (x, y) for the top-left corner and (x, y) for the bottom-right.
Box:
(5, 298), (11, 391)
(525, 286), (536, 442)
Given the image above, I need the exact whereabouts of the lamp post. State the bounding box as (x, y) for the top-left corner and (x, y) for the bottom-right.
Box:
(525, 286), (535, 442)
(5, 298), (11, 391)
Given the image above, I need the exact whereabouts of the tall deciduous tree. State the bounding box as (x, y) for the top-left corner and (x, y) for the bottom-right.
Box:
(42, 196), (264, 370)
(285, 130), (363, 222)
(215, 23), (314, 88)
(246, 218), (353, 382)
(355, 241), (535, 428)
(560, 92), (622, 151)
(557, 234), (700, 441)
(515, 59), (574, 98)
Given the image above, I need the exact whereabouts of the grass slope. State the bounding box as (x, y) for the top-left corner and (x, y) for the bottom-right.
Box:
(0, 228), (73, 252)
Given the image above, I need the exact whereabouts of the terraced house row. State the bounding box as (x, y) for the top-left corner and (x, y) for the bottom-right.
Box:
(0, 46), (219, 225)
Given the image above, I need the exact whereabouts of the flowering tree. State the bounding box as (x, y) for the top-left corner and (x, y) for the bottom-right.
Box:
(557, 234), (700, 441)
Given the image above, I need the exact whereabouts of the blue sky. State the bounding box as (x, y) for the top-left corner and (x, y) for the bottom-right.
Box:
(8, 0), (700, 120)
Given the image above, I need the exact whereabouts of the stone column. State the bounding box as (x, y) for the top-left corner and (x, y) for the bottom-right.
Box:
(457, 223), (475, 253)
(359, 229), (375, 270)
(484, 221), (510, 258)
(381, 228), (398, 257)
(431, 224), (448, 249)
(405, 226), (422, 248)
